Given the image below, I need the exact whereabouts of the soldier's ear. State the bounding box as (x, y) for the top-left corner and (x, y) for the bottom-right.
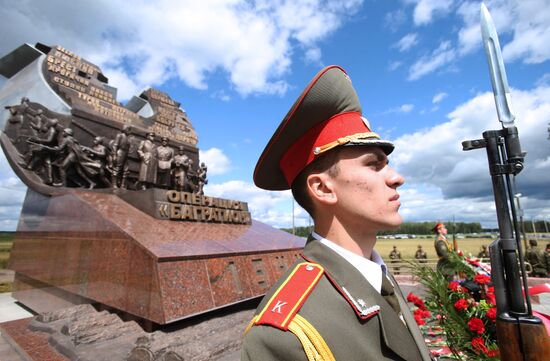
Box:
(306, 172), (337, 206)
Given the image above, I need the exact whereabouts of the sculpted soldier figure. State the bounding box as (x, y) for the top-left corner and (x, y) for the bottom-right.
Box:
(241, 66), (431, 361)
(111, 124), (132, 189)
(197, 162), (208, 195)
(47, 128), (96, 188)
(137, 132), (157, 190)
(25, 117), (60, 185)
(81, 136), (111, 187)
(156, 136), (174, 188)
(173, 146), (189, 191)
(6, 97), (30, 126)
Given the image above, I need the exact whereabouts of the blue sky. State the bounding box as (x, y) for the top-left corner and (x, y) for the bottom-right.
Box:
(1, 0), (549, 230)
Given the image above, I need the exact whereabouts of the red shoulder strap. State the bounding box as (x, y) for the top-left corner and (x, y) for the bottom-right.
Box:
(255, 262), (324, 330)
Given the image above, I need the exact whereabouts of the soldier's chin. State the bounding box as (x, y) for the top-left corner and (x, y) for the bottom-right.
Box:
(379, 214), (403, 231)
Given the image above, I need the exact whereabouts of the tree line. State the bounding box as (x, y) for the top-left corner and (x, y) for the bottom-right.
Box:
(281, 220), (550, 238)
(281, 221), (484, 237)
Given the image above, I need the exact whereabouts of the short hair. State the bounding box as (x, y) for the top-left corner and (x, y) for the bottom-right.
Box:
(291, 147), (342, 219)
(529, 239), (538, 247)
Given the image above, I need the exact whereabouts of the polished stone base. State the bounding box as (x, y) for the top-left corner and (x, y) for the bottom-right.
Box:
(9, 189), (304, 325)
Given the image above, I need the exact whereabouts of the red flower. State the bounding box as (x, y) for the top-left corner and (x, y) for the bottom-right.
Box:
(486, 307), (497, 321)
(487, 348), (500, 357)
(414, 314), (426, 325)
(448, 281), (463, 292)
(414, 308), (431, 319)
(407, 292), (418, 303)
(471, 337), (488, 354)
(468, 317), (486, 334)
(454, 298), (469, 312)
(474, 274), (491, 284)
(486, 292), (496, 305)
(407, 292), (426, 310)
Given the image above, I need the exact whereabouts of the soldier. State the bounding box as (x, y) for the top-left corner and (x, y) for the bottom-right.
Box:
(545, 243), (550, 275)
(414, 245), (427, 263)
(137, 132), (157, 190)
(172, 146), (190, 192)
(241, 66), (431, 361)
(48, 128), (96, 188)
(81, 136), (111, 187)
(156, 137), (174, 188)
(525, 239), (548, 277)
(111, 124), (132, 189)
(389, 245), (402, 275)
(197, 162), (208, 195)
(477, 244), (490, 259)
(433, 222), (453, 279)
(25, 117), (60, 185)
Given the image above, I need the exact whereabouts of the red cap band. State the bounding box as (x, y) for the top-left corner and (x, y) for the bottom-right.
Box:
(279, 111), (371, 186)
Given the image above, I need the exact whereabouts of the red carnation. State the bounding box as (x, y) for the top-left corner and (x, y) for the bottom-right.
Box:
(486, 292), (496, 305)
(486, 307), (497, 321)
(471, 337), (488, 354)
(454, 298), (469, 312)
(474, 274), (491, 285)
(407, 292), (418, 303)
(448, 281), (463, 292)
(468, 317), (486, 334)
(414, 308), (431, 319)
(414, 314), (426, 325)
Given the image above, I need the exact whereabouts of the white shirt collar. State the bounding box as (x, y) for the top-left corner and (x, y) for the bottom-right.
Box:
(311, 231), (387, 293)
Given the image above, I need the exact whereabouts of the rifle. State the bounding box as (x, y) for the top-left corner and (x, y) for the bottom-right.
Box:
(462, 4), (550, 360)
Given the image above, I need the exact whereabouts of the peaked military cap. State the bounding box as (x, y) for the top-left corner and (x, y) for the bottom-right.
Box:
(254, 65), (394, 191)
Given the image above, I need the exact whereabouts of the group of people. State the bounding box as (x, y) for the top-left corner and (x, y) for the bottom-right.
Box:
(136, 131), (207, 193)
(525, 239), (550, 278)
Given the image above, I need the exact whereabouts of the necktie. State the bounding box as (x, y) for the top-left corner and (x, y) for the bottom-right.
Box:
(381, 275), (402, 314)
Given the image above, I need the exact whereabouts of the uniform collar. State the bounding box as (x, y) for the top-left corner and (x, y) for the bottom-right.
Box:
(311, 231), (386, 293)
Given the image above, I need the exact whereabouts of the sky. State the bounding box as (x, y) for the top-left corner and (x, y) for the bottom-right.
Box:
(0, 0), (549, 231)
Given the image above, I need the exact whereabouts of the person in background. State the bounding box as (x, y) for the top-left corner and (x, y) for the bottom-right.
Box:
(414, 245), (427, 263)
(477, 245), (490, 259)
(525, 239), (548, 277)
(389, 245), (402, 275)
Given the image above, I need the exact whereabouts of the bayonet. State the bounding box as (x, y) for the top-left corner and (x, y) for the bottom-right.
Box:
(480, 3), (516, 127)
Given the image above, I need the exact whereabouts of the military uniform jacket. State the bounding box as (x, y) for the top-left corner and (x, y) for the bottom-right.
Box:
(241, 238), (432, 361)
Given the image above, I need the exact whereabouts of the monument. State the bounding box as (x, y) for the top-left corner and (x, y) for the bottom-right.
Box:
(0, 42), (304, 336)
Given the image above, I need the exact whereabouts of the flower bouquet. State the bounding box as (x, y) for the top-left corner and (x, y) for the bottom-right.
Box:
(408, 251), (500, 360)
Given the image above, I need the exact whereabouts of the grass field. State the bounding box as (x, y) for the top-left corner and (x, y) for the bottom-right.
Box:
(377, 235), (549, 260)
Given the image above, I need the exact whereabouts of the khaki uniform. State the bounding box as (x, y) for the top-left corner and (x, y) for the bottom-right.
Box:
(242, 238), (432, 361)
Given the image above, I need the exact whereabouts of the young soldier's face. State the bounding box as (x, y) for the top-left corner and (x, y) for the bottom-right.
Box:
(329, 146), (405, 232)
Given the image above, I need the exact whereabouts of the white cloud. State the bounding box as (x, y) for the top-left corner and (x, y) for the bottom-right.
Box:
(384, 8), (407, 32)
(388, 61), (403, 71)
(204, 180), (310, 228)
(432, 92), (448, 104)
(456, 0), (550, 62)
(409, 0), (454, 26)
(408, 41), (456, 80)
(384, 103), (415, 114)
(199, 147), (231, 175)
(0, 0), (363, 100)
(304, 47), (322, 65)
(393, 33), (419, 52)
(392, 84), (550, 226)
